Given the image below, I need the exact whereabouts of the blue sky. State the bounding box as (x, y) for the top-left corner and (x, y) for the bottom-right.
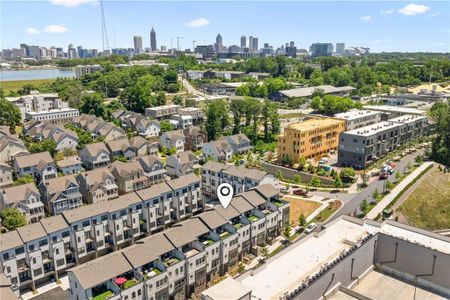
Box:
(1, 1), (449, 52)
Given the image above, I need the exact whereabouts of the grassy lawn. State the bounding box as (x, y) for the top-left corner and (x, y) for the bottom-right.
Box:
(282, 195), (321, 226)
(92, 290), (113, 300)
(310, 200), (342, 223)
(398, 166), (450, 230)
(122, 279), (138, 290)
(0, 79), (55, 94)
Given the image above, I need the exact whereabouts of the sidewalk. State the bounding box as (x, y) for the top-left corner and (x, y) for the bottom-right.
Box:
(365, 162), (432, 220)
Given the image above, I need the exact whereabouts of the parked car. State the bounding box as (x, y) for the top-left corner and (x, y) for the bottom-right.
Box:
(293, 189), (308, 196)
(280, 187), (289, 193)
(319, 157), (328, 164)
(305, 223), (317, 234)
(379, 172), (388, 180)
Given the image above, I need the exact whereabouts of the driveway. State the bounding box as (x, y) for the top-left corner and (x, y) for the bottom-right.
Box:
(31, 287), (67, 300)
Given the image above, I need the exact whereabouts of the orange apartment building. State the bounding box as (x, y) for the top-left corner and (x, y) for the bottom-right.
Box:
(277, 117), (346, 162)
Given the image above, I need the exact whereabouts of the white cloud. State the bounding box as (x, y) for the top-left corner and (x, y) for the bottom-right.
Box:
(185, 18), (209, 28)
(44, 24), (68, 33)
(360, 16), (372, 22)
(25, 27), (40, 34)
(49, 0), (97, 7)
(380, 9), (394, 15)
(398, 4), (430, 16)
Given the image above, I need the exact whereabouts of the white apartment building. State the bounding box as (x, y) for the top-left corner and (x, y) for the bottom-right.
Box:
(334, 109), (382, 131)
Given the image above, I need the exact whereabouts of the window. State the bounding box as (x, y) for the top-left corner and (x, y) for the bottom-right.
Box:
(3, 253), (9, 260)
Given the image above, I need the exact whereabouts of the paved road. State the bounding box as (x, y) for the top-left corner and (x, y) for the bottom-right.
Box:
(311, 150), (425, 224)
(178, 75), (203, 96)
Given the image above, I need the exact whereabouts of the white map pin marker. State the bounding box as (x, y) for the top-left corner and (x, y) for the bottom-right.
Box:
(217, 183), (233, 208)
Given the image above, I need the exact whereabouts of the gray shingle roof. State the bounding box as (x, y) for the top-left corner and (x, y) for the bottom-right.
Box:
(230, 196), (254, 214)
(197, 210), (227, 230)
(164, 218), (209, 248)
(166, 173), (200, 190)
(16, 222), (47, 243)
(122, 233), (174, 268)
(15, 151), (52, 169)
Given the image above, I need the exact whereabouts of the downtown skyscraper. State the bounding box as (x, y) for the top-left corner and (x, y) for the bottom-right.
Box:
(134, 36), (143, 54)
(150, 27), (157, 52)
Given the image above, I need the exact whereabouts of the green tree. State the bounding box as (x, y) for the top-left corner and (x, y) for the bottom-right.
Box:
(172, 95), (183, 105)
(205, 100), (229, 140)
(276, 170), (283, 181)
(13, 175), (34, 186)
(340, 167), (356, 183)
(360, 199), (369, 215)
(310, 176), (321, 187)
(372, 188), (380, 201)
(1, 208), (27, 230)
(260, 246), (269, 261)
(334, 176), (343, 189)
(298, 214), (307, 228)
(29, 140), (57, 156)
(160, 120), (175, 133)
(229, 99), (246, 134)
(155, 91), (167, 106)
(293, 174), (301, 184)
(0, 98), (22, 130)
(429, 100), (450, 166)
(283, 225), (292, 241)
(80, 93), (105, 117)
(237, 263), (245, 274)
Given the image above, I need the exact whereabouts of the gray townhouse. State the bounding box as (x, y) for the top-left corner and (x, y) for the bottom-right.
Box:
(56, 156), (82, 175)
(106, 139), (136, 161)
(201, 160), (274, 200)
(0, 183), (45, 224)
(14, 152), (57, 182)
(135, 155), (166, 184)
(145, 104), (181, 119)
(76, 167), (119, 204)
(129, 136), (149, 156)
(338, 115), (428, 169)
(111, 160), (151, 195)
(183, 126), (208, 151)
(0, 163), (13, 188)
(202, 133), (252, 162)
(160, 130), (186, 153)
(39, 174), (83, 215)
(166, 151), (199, 178)
(79, 142), (111, 170)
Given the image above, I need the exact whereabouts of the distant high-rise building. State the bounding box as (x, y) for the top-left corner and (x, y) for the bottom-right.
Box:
(28, 45), (40, 59)
(240, 35), (247, 48)
(286, 46), (297, 58)
(20, 44), (29, 56)
(150, 27), (157, 51)
(249, 36), (258, 51)
(68, 44), (77, 59)
(336, 43), (345, 55)
(289, 41), (295, 47)
(310, 43), (333, 57)
(215, 33), (223, 53)
(161, 45), (167, 52)
(134, 36), (143, 54)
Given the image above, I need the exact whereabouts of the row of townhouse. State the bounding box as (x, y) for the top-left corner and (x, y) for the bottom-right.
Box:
(202, 134), (253, 162)
(23, 121), (79, 151)
(0, 173), (205, 293)
(338, 114), (429, 169)
(114, 110), (161, 138)
(1, 154), (167, 222)
(144, 105), (205, 127)
(66, 184), (290, 300)
(160, 127), (208, 153)
(201, 161), (275, 201)
(73, 114), (127, 142)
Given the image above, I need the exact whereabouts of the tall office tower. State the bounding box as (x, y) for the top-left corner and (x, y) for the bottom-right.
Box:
(28, 45), (40, 59)
(336, 43), (345, 55)
(20, 43), (29, 56)
(310, 43), (334, 57)
(77, 46), (84, 58)
(215, 33), (223, 53)
(240, 35), (247, 48)
(68, 44), (77, 59)
(290, 41), (295, 47)
(134, 36), (143, 54)
(249, 36), (258, 51)
(150, 27), (157, 52)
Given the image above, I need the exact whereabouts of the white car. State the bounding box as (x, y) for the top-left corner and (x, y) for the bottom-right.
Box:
(305, 223), (317, 234)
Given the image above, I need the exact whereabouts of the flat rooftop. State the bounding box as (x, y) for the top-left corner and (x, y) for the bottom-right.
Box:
(343, 121), (401, 137)
(389, 114), (428, 124)
(285, 118), (344, 132)
(351, 270), (445, 300)
(364, 105), (426, 115)
(239, 218), (368, 300)
(334, 109), (381, 121)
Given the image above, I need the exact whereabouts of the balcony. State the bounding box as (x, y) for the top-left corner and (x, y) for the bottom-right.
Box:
(163, 257), (181, 267)
(233, 222), (244, 230)
(92, 289), (114, 300)
(247, 214), (260, 222)
(142, 266), (163, 279)
(271, 199), (285, 208)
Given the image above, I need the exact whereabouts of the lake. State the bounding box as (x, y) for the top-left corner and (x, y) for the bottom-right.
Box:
(0, 69), (75, 81)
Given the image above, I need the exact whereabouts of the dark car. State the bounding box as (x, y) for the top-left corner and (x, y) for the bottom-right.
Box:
(293, 189), (308, 196)
(379, 172), (388, 180)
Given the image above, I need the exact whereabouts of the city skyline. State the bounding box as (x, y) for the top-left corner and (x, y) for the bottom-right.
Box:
(1, 1), (449, 53)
